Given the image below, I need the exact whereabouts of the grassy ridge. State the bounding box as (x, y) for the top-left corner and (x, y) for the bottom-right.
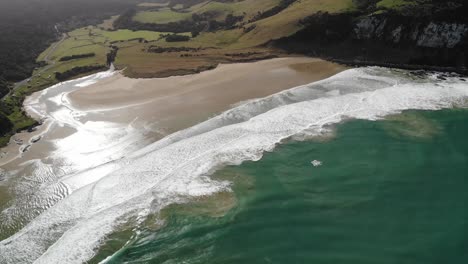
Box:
(128, 0), (356, 49)
(132, 0), (298, 25)
(235, 0), (356, 48)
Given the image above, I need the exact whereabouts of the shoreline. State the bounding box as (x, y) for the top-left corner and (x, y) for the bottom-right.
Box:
(0, 58), (347, 236)
(1, 57), (347, 164)
(3, 50), (465, 151)
(4, 53), (465, 168)
(1, 61), (468, 263)
(0, 52), (324, 149)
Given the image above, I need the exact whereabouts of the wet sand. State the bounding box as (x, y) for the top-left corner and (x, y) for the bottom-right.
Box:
(0, 58), (346, 236)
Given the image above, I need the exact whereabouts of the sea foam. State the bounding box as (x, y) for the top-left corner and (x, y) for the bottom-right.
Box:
(1, 67), (467, 264)
(0, 68), (148, 241)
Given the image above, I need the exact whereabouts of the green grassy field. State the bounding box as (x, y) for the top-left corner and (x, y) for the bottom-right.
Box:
(138, 2), (169, 8)
(32, 26), (172, 85)
(133, 0), (282, 24)
(134, 9), (193, 24)
(38, 27), (165, 62)
(375, 0), (435, 14)
(189, 0), (282, 21)
(377, 0), (415, 9)
(131, 0), (355, 48)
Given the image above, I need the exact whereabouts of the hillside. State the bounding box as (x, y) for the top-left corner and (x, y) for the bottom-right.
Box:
(275, 0), (468, 71)
(0, 0), (135, 146)
(1, 0), (467, 147)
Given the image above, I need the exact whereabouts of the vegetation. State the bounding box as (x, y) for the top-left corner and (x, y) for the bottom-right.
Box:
(275, 0), (468, 74)
(114, 9), (205, 33)
(377, 0), (413, 9)
(0, 78), (10, 98)
(165, 34), (191, 42)
(55, 65), (108, 81)
(0, 112), (13, 136)
(134, 10), (193, 24)
(0, 0), (137, 146)
(356, 0), (468, 17)
(251, 0), (298, 22)
(0, 0), (134, 91)
(59, 53), (96, 61)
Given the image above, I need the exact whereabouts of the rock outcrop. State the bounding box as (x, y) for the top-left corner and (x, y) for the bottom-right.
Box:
(353, 16), (468, 49)
(275, 10), (468, 73)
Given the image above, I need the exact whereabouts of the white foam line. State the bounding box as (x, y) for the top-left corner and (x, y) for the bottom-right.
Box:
(0, 67), (466, 264)
(0, 67), (139, 221)
(24, 68), (145, 174)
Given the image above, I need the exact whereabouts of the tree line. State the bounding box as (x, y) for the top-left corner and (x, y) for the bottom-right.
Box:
(59, 53), (96, 62)
(0, 0), (134, 141)
(55, 65), (108, 81)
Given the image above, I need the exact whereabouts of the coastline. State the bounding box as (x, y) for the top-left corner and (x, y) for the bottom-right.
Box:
(0, 57), (347, 239)
(0, 57), (346, 167)
(2, 0), (468, 262)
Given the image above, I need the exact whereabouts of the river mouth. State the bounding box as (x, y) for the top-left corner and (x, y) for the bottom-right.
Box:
(0, 61), (467, 263)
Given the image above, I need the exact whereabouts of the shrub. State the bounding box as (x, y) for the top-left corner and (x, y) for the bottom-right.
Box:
(165, 34), (190, 42)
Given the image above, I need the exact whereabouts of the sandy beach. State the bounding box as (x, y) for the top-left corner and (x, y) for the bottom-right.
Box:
(68, 57), (346, 131)
(0, 57), (346, 240)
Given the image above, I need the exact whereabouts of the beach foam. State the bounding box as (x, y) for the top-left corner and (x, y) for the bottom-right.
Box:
(0, 68), (149, 241)
(1, 67), (467, 263)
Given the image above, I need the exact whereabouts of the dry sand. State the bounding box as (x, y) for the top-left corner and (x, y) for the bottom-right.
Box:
(68, 57), (346, 133)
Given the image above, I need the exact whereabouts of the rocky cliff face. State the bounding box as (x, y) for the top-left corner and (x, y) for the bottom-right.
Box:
(275, 11), (468, 73)
(417, 22), (467, 48)
(354, 16), (468, 49)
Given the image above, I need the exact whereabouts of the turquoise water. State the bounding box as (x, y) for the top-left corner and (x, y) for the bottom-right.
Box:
(104, 109), (468, 263)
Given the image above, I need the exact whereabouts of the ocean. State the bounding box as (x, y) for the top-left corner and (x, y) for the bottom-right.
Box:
(102, 109), (468, 264)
